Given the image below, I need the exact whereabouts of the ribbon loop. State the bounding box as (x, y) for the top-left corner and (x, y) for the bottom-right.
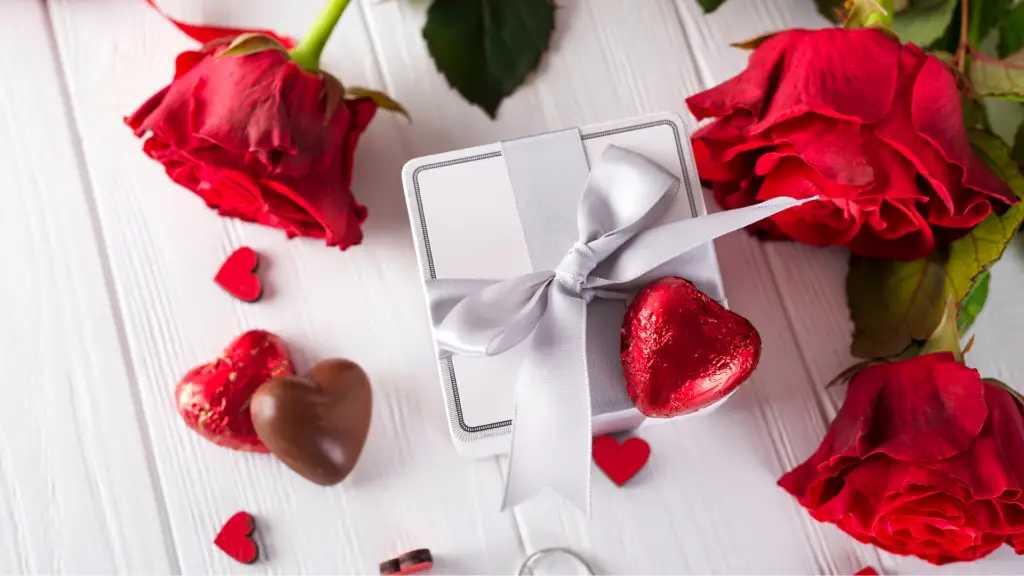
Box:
(433, 271), (554, 357)
(424, 140), (812, 513)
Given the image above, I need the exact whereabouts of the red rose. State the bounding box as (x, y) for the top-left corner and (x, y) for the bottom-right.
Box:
(686, 29), (1016, 260)
(779, 353), (1024, 565)
(127, 42), (377, 249)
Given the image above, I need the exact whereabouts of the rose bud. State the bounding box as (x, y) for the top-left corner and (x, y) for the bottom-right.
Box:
(128, 0), (404, 250)
(779, 353), (1024, 565)
(686, 29), (1016, 260)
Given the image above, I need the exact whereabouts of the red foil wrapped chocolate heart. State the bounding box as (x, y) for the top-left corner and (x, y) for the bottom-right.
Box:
(175, 330), (294, 451)
(621, 277), (761, 418)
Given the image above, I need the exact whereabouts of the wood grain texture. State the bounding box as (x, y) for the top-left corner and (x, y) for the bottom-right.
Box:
(47, 0), (522, 573)
(0, 1), (172, 573)
(12, 0), (1024, 572)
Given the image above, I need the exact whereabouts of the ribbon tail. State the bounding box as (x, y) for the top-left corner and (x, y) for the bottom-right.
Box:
(595, 196), (817, 284)
(502, 288), (591, 514)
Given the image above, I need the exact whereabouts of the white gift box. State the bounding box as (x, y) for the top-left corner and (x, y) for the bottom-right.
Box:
(402, 112), (727, 458)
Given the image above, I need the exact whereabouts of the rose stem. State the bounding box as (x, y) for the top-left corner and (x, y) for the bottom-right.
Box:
(288, 0), (353, 72)
(956, 0), (969, 73)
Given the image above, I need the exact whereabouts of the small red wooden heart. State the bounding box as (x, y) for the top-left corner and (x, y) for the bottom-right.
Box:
(215, 247), (262, 302)
(214, 511), (259, 564)
(592, 435), (650, 486)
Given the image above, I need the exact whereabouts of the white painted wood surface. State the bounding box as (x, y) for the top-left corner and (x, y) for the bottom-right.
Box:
(0, 0), (1019, 573)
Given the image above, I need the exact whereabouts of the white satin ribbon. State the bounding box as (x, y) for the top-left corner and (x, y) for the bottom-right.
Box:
(426, 139), (811, 513)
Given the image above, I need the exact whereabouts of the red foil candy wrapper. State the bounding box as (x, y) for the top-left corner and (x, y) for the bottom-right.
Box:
(621, 277), (761, 418)
(175, 330), (294, 452)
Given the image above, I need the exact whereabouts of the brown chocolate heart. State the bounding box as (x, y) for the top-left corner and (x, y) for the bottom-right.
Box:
(250, 359), (372, 485)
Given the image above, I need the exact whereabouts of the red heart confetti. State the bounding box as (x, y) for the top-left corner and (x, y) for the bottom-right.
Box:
(215, 247), (262, 302)
(214, 511), (259, 564)
(592, 435), (650, 486)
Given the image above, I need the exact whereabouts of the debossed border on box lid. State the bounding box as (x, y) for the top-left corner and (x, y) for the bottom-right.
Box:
(409, 119), (697, 440)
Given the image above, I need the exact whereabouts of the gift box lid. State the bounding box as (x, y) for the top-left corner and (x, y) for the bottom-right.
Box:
(402, 112), (726, 458)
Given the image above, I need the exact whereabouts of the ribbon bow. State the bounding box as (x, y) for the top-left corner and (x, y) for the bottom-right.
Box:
(426, 144), (809, 513)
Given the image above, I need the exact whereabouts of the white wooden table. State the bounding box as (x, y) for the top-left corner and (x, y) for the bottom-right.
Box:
(3, 0), (1023, 573)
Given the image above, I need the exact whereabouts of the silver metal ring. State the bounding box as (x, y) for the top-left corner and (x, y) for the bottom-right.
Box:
(516, 547), (595, 575)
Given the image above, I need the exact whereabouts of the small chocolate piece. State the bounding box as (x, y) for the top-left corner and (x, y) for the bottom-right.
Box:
(251, 359), (372, 485)
(380, 549), (433, 575)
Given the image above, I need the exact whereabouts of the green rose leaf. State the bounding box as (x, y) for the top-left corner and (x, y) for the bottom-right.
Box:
(969, 51), (1024, 101)
(848, 251), (949, 359)
(219, 33), (288, 58)
(423, 0), (555, 118)
(1000, 3), (1024, 58)
(957, 270), (989, 333)
(891, 0), (958, 48)
(969, 0), (1012, 46)
(1013, 121), (1024, 166)
(697, 0), (728, 12)
(926, 2), (961, 53)
(848, 130), (1024, 359)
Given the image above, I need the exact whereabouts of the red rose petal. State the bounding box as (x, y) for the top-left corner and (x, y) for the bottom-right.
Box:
(848, 140), (936, 258)
(768, 115), (874, 187)
(692, 113), (769, 182)
(874, 47), (959, 211)
(861, 354), (987, 463)
(686, 32), (797, 120)
(1010, 532), (1024, 554)
(919, 383), (1024, 500)
(850, 199), (934, 260)
(750, 29), (901, 132)
(912, 57), (1015, 207)
(756, 158), (863, 246)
